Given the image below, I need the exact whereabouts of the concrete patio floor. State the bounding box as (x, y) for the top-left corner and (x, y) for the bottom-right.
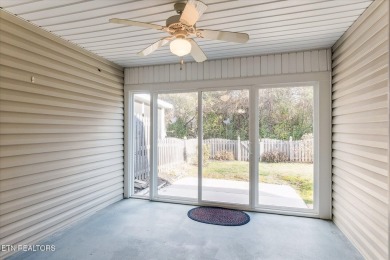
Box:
(9, 199), (362, 260)
(158, 177), (307, 208)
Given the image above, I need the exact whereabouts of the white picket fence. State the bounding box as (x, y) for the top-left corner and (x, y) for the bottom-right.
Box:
(134, 114), (313, 180)
(134, 114), (150, 180)
(203, 137), (312, 162)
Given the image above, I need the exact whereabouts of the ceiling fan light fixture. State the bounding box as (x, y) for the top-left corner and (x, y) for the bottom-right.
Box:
(170, 38), (192, 56)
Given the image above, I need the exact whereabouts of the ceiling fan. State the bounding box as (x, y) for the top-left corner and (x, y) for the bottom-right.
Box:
(109, 0), (249, 62)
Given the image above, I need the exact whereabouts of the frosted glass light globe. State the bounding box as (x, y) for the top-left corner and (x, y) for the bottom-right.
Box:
(170, 38), (192, 56)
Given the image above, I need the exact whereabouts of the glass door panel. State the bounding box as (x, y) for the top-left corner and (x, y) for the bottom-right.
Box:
(201, 90), (250, 205)
(132, 94), (151, 197)
(258, 87), (314, 209)
(156, 92), (198, 200)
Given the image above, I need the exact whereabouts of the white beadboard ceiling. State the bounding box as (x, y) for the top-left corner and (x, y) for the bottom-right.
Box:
(0, 0), (373, 67)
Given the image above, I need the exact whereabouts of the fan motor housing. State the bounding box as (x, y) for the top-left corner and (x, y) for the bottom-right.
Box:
(166, 15), (181, 27)
(166, 15), (196, 35)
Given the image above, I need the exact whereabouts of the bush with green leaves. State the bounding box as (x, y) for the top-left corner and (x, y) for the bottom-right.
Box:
(261, 151), (289, 163)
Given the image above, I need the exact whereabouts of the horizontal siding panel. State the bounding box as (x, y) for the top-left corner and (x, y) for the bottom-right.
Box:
(1, 183), (123, 238)
(332, 67), (388, 97)
(333, 208), (387, 259)
(333, 192), (388, 240)
(0, 33), (123, 85)
(0, 139), (124, 157)
(332, 123), (388, 136)
(332, 5), (388, 59)
(332, 108), (388, 124)
(0, 145), (123, 168)
(0, 160), (123, 192)
(0, 180), (122, 227)
(333, 201), (388, 252)
(333, 176), (387, 218)
(332, 96), (388, 116)
(0, 170), (123, 215)
(2, 191), (123, 246)
(0, 124), (123, 134)
(332, 132), (388, 149)
(333, 158), (388, 189)
(0, 32), (123, 86)
(332, 26), (389, 74)
(0, 69), (123, 103)
(0, 12), (124, 257)
(332, 0), (389, 259)
(332, 65), (387, 93)
(1, 56), (123, 95)
(333, 215), (379, 260)
(332, 53), (388, 84)
(0, 133), (123, 146)
(333, 167), (387, 202)
(0, 100), (123, 120)
(8, 195), (122, 258)
(332, 80), (388, 108)
(333, 141), (388, 162)
(0, 112), (123, 126)
(0, 169), (123, 208)
(333, 187), (387, 227)
(0, 151), (123, 180)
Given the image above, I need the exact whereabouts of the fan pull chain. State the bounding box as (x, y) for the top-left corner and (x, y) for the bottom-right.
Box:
(180, 57), (184, 70)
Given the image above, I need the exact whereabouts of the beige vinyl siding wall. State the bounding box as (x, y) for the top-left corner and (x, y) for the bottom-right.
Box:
(0, 11), (124, 258)
(331, 0), (389, 259)
(124, 49), (331, 84)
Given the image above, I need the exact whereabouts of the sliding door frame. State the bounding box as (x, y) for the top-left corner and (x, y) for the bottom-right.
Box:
(198, 88), (251, 208)
(254, 83), (320, 215)
(125, 71), (331, 219)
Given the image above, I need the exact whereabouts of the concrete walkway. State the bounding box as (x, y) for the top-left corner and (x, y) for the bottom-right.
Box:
(158, 177), (307, 208)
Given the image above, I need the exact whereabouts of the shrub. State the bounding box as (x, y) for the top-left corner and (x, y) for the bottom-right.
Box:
(190, 144), (210, 165)
(214, 150), (234, 161)
(203, 144), (210, 163)
(261, 151), (288, 163)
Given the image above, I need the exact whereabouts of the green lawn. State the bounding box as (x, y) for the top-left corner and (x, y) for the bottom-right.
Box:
(187, 160), (313, 205)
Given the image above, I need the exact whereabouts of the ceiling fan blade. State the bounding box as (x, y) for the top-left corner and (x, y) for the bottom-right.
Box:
(197, 29), (249, 43)
(188, 39), (207, 62)
(180, 0), (207, 26)
(109, 18), (165, 31)
(138, 37), (172, 57)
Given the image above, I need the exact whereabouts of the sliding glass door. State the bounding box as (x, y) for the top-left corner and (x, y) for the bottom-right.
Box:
(257, 86), (315, 210)
(155, 92), (199, 200)
(201, 90), (250, 205)
(129, 84), (318, 214)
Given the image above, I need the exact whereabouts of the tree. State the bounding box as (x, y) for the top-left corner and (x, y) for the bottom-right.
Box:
(160, 87), (313, 141)
(259, 87), (313, 140)
(160, 93), (198, 138)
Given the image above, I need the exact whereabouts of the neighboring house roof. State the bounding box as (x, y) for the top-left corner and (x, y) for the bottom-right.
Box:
(135, 94), (173, 109)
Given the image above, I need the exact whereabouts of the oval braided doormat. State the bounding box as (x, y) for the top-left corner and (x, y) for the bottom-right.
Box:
(188, 206), (250, 226)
